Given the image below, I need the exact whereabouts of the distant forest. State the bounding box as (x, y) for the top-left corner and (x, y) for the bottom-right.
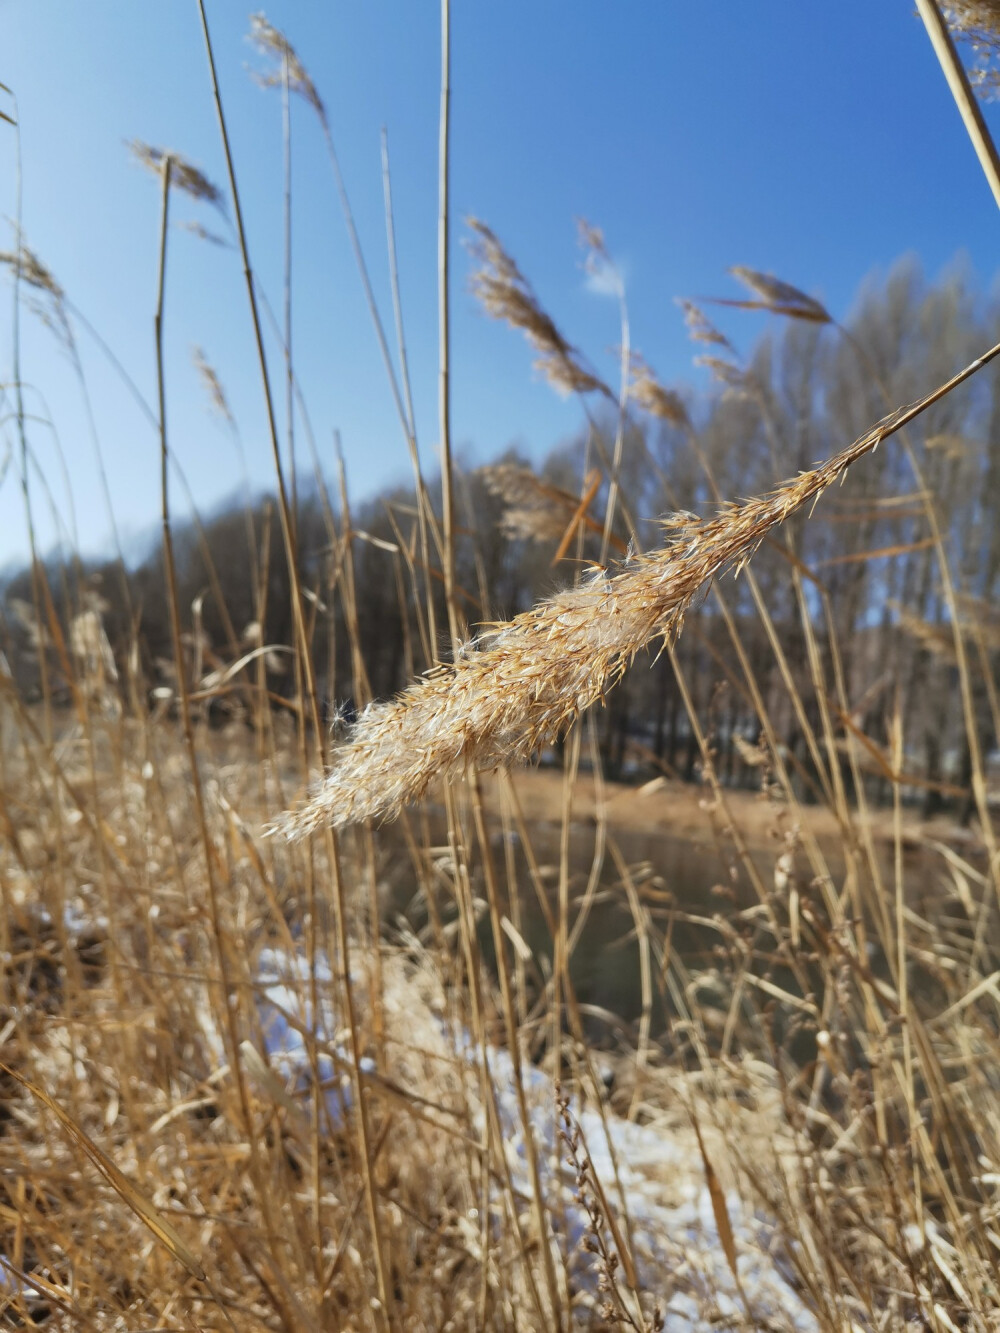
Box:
(3, 259), (999, 818)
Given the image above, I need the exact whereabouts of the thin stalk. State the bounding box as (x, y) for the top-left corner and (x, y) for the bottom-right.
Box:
(154, 153), (286, 1321)
(380, 129), (419, 444)
(278, 47), (323, 1266)
(439, 0), (460, 648)
(282, 46), (297, 534)
(333, 450), (385, 1066)
(315, 110), (420, 490)
(470, 772), (560, 1327)
(381, 126), (439, 660)
(8, 96), (53, 747)
(599, 280), (631, 566)
(195, 7), (392, 1321)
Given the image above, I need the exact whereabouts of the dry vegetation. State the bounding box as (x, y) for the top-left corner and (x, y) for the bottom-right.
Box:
(7, 4), (1000, 1330)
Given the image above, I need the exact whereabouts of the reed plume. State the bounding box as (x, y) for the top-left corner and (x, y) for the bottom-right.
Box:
(695, 354), (753, 393)
(126, 140), (225, 212)
(467, 218), (613, 399)
(191, 345), (235, 429)
(479, 463), (574, 542)
(947, 0), (1000, 34)
(276, 345), (1000, 838)
(0, 240), (72, 349)
(628, 353), (691, 428)
(676, 298), (733, 349)
(247, 12), (326, 124)
(0, 240), (62, 301)
(725, 266), (832, 324)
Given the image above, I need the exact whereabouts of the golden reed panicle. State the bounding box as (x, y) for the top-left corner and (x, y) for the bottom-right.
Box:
(274, 350), (1000, 839)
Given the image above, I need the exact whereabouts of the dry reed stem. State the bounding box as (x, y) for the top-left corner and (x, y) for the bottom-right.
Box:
(277, 341), (1000, 837)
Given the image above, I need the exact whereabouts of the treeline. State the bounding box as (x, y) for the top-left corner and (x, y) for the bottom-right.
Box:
(3, 259), (999, 816)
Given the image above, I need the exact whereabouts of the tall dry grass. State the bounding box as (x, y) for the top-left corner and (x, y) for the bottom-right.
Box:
(4, 7), (1000, 1332)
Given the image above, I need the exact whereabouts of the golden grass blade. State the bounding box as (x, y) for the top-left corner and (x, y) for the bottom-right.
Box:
(1, 1062), (208, 1283)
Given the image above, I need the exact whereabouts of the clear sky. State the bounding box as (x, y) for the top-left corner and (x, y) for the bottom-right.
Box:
(0, 2), (998, 570)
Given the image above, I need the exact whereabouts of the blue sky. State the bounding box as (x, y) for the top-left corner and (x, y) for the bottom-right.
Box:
(0, 2), (998, 569)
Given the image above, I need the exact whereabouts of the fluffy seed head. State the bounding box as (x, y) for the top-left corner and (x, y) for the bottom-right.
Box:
(127, 140), (225, 212)
(467, 218), (613, 400)
(277, 403), (914, 838)
(0, 242), (62, 300)
(192, 346), (235, 430)
(577, 217), (624, 299)
(677, 299), (734, 350)
(728, 266), (832, 324)
(479, 464), (571, 543)
(177, 220), (229, 248)
(0, 241), (72, 350)
(629, 353), (691, 428)
(247, 12), (326, 124)
(696, 355), (753, 394)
